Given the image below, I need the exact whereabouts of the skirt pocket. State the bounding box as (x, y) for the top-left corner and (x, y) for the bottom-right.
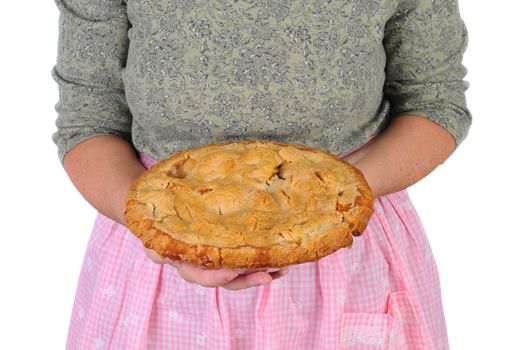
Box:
(340, 291), (420, 350)
(340, 312), (393, 349)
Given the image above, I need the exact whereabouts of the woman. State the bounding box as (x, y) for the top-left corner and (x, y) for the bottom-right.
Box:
(52, 0), (471, 348)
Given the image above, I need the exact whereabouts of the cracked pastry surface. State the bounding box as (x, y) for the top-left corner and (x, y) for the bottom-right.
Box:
(125, 140), (374, 269)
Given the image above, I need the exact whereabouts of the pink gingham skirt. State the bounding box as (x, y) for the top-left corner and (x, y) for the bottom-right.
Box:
(66, 148), (449, 350)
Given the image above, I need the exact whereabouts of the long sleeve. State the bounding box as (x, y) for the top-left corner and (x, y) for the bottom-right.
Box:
(383, 0), (472, 147)
(51, 0), (132, 163)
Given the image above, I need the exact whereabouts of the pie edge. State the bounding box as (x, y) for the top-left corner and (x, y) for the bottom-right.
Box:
(125, 139), (374, 269)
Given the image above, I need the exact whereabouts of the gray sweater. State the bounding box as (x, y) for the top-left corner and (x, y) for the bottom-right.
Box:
(51, 0), (471, 163)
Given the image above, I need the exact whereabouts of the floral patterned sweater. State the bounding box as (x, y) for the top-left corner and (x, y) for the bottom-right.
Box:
(51, 0), (471, 163)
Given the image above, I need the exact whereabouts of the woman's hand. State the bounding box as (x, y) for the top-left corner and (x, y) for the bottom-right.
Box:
(144, 248), (289, 291)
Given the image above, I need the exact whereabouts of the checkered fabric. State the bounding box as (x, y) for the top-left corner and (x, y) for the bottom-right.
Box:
(65, 150), (449, 350)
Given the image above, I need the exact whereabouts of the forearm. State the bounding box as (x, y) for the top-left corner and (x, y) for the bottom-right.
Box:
(345, 114), (456, 199)
(62, 136), (146, 226)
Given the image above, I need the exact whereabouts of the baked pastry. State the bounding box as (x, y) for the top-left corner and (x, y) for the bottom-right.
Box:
(125, 140), (373, 269)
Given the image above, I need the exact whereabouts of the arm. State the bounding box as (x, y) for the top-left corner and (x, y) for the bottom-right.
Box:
(345, 114), (455, 199)
(52, 0), (137, 223)
(52, 0), (286, 290)
(51, 0), (133, 164)
(347, 0), (472, 198)
(62, 135), (145, 226)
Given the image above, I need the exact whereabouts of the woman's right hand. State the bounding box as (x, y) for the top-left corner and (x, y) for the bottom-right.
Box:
(144, 248), (289, 291)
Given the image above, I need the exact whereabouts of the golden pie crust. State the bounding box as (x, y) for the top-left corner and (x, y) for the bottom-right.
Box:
(125, 140), (373, 269)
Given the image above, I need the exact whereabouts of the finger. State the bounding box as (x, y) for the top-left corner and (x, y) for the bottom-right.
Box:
(144, 248), (173, 265)
(269, 268), (289, 280)
(177, 262), (239, 287)
(235, 267), (283, 275)
(234, 268), (268, 275)
(221, 271), (274, 291)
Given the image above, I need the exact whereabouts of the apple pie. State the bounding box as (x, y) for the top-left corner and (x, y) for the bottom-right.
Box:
(125, 140), (373, 269)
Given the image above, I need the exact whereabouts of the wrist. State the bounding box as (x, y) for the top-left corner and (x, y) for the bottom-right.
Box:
(352, 160), (382, 200)
(343, 147), (386, 200)
(112, 167), (145, 226)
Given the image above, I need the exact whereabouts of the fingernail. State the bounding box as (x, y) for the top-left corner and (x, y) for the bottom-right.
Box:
(279, 268), (289, 275)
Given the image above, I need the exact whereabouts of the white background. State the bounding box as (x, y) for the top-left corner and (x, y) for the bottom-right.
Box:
(0, 1), (525, 349)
